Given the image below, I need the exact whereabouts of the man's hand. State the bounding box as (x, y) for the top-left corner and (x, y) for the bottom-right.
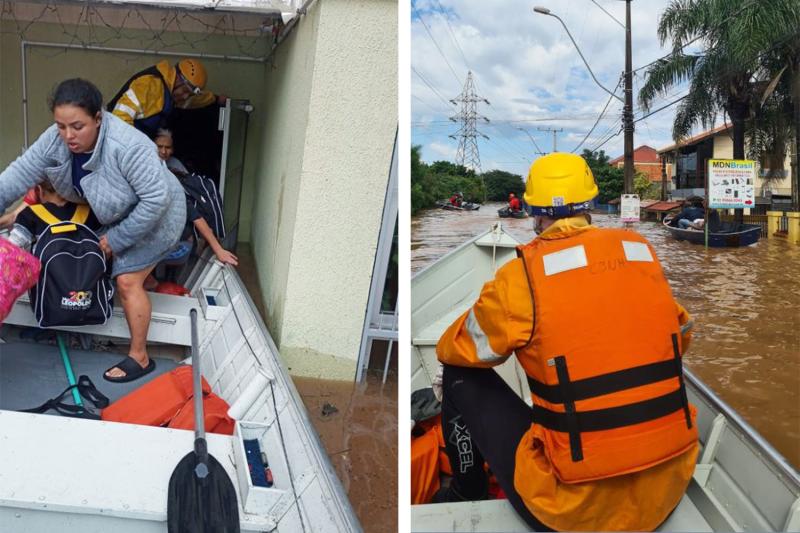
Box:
(217, 94), (229, 106)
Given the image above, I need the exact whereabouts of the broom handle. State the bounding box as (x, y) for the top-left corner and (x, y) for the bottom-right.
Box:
(190, 309), (207, 461)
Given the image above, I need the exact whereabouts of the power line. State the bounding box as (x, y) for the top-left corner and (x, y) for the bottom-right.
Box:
(432, 0), (471, 73)
(412, 2), (462, 86)
(572, 89), (619, 153)
(411, 66), (454, 109)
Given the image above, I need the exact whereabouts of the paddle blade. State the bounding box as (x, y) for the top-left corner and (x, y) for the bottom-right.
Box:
(167, 450), (241, 533)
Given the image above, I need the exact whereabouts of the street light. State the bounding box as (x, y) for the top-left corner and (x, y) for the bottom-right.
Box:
(516, 127), (546, 155)
(534, 4), (635, 194)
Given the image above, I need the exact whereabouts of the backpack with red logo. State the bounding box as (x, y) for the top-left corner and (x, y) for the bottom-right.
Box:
(28, 204), (113, 327)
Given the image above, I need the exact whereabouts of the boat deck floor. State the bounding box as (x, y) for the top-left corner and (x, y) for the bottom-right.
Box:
(0, 340), (181, 412)
(411, 490), (712, 532)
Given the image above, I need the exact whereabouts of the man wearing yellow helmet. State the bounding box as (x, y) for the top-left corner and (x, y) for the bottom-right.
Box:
(107, 58), (226, 138)
(434, 152), (698, 531)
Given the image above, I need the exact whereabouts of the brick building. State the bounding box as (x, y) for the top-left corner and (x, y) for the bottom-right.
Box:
(608, 145), (670, 183)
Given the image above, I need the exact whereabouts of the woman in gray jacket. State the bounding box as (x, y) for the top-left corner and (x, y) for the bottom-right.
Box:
(0, 78), (186, 383)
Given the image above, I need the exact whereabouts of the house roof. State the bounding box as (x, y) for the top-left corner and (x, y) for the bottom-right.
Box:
(643, 201), (683, 212)
(608, 145), (660, 165)
(657, 123), (732, 154)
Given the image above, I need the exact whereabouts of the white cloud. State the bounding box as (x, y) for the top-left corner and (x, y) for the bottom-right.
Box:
(411, 0), (702, 173)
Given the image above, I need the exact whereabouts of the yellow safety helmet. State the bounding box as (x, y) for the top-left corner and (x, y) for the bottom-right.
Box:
(176, 58), (208, 93)
(524, 152), (598, 217)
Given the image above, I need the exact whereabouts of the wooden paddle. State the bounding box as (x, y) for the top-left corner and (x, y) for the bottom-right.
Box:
(167, 309), (240, 532)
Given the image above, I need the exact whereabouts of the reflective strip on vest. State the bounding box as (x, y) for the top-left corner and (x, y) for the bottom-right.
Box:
(124, 88), (142, 110)
(622, 241), (654, 262)
(114, 102), (137, 120)
(465, 309), (506, 363)
(542, 245), (587, 276)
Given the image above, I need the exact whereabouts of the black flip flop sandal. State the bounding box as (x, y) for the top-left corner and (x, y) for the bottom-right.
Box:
(103, 357), (156, 383)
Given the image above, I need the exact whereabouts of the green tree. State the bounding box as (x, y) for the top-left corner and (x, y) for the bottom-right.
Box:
(482, 169), (525, 201)
(639, 0), (800, 217)
(582, 149), (624, 204)
(633, 173), (659, 200)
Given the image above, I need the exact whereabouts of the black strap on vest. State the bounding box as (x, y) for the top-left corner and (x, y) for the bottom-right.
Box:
(528, 335), (692, 462)
(527, 358), (681, 404)
(531, 389), (687, 433)
(21, 375), (109, 420)
(553, 356), (583, 461)
(672, 333), (693, 429)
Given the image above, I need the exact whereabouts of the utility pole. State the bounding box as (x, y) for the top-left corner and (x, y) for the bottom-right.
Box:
(449, 71), (490, 173)
(538, 127), (564, 152)
(623, 0), (635, 194)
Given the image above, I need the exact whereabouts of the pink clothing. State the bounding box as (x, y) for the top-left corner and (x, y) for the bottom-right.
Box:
(0, 239), (41, 324)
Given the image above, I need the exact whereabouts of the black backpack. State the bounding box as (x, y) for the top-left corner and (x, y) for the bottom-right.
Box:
(28, 204), (114, 328)
(181, 173), (225, 240)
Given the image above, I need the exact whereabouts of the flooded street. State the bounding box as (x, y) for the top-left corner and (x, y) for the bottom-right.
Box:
(294, 374), (397, 533)
(412, 202), (800, 469)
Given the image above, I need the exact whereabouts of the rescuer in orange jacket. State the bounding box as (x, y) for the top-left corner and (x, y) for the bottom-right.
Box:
(508, 192), (521, 211)
(435, 152), (699, 531)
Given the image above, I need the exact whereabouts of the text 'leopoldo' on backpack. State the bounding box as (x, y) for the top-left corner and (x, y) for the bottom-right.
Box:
(28, 204), (114, 328)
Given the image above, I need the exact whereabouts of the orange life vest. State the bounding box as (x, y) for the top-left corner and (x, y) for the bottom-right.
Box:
(515, 226), (697, 483)
(101, 366), (235, 435)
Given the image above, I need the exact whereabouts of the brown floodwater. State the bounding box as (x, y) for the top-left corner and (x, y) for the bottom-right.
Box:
(236, 245), (398, 533)
(412, 202), (800, 469)
(294, 373), (398, 533)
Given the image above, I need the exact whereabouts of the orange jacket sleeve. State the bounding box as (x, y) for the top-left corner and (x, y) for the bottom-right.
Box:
(677, 302), (693, 354)
(436, 258), (534, 368)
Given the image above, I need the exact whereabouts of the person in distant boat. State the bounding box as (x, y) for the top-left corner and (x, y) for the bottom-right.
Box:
(107, 58), (227, 139)
(433, 152), (698, 531)
(508, 192), (521, 211)
(153, 128), (238, 267)
(0, 78), (186, 383)
(673, 196), (705, 229)
(449, 192), (463, 207)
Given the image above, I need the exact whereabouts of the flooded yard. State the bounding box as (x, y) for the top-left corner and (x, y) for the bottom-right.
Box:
(412, 202), (800, 469)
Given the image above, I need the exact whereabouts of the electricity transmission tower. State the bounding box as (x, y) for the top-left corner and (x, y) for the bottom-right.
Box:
(449, 71), (490, 173)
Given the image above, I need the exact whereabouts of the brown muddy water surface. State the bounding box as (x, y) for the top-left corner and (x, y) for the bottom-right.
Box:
(237, 245), (397, 533)
(412, 202), (800, 469)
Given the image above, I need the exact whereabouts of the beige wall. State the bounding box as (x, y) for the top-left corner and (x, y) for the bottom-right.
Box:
(249, 0), (397, 379)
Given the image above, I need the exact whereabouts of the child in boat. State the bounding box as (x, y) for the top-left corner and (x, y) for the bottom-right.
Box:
(6, 181), (101, 250)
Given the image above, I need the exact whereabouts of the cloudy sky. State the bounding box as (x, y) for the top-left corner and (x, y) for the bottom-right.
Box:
(411, 0), (708, 177)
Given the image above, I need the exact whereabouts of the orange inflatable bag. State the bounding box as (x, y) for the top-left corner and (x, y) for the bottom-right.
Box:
(101, 366), (234, 435)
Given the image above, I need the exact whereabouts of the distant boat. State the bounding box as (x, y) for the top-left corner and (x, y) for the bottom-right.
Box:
(411, 224), (798, 532)
(435, 200), (481, 211)
(662, 218), (761, 247)
(497, 206), (527, 219)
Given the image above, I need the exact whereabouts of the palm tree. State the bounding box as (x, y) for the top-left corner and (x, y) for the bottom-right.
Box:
(639, 0), (800, 215)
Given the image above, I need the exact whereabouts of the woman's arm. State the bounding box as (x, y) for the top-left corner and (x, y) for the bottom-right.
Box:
(103, 143), (171, 253)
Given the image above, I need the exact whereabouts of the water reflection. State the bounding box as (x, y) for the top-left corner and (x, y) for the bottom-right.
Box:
(412, 202), (800, 469)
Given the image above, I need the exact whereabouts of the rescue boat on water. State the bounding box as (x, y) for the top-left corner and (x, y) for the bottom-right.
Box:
(410, 223), (800, 532)
(0, 248), (361, 532)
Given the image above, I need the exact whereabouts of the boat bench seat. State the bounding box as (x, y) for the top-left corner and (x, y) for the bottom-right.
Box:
(411, 489), (712, 532)
(3, 291), (206, 346)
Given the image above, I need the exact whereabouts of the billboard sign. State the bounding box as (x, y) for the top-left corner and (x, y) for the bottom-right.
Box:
(708, 159), (756, 209)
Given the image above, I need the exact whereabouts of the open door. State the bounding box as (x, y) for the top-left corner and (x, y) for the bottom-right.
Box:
(218, 99), (253, 247)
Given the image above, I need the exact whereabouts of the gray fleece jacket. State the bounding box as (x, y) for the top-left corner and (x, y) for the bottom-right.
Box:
(0, 111), (186, 276)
